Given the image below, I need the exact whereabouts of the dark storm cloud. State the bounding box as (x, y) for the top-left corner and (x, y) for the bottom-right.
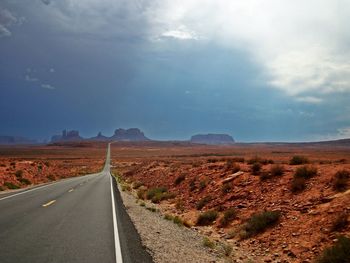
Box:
(0, 0), (349, 141)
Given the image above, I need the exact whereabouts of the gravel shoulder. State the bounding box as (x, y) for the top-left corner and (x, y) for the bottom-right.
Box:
(118, 187), (227, 263)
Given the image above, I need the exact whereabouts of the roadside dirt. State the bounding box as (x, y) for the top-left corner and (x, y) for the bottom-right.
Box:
(112, 142), (350, 263)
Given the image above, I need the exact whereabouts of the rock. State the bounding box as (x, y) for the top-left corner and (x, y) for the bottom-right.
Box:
(51, 129), (83, 142)
(111, 128), (150, 141)
(89, 132), (109, 141)
(0, 136), (37, 145)
(190, 133), (235, 145)
(221, 171), (244, 184)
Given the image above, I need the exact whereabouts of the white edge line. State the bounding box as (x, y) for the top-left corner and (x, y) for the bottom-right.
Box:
(110, 173), (123, 263)
(0, 183), (55, 202)
(0, 172), (99, 202)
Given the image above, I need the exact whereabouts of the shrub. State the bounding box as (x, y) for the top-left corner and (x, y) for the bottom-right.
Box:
(18, 178), (31, 185)
(164, 214), (174, 220)
(47, 174), (56, 181)
(290, 155), (309, 165)
(139, 202), (145, 207)
(146, 207), (157, 212)
(219, 242), (233, 256)
(221, 183), (232, 194)
(173, 216), (183, 226)
(196, 210), (218, 226)
(132, 181), (143, 189)
(174, 174), (186, 185)
(4, 181), (20, 189)
(175, 199), (185, 211)
(247, 156), (261, 165)
(333, 170), (350, 192)
(225, 160), (240, 173)
(137, 187), (147, 199)
(10, 162), (16, 167)
(232, 157), (245, 163)
(242, 211), (280, 238)
(196, 196), (212, 210)
(294, 165), (317, 179)
(121, 184), (131, 191)
(291, 177), (307, 192)
(189, 179), (196, 192)
(202, 237), (216, 249)
(332, 213), (348, 232)
(146, 187), (167, 200)
(248, 156), (273, 165)
(151, 191), (176, 204)
(270, 164), (285, 177)
(15, 170), (23, 178)
(251, 162), (262, 175)
(199, 180), (207, 191)
(316, 236), (350, 263)
(0, 186), (4, 191)
(219, 208), (237, 227)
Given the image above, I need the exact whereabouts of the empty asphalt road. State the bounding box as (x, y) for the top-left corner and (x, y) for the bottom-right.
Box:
(0, 144), (153, 263)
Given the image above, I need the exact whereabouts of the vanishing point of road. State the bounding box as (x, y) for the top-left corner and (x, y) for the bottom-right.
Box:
(0, 144), (153, 263)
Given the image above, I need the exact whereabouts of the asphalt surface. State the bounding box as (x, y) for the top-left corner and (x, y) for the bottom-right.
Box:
(0, 144), (153, 263)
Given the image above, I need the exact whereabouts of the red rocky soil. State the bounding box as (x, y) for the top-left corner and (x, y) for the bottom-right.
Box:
(0, 142), (106, 191)
(112, 142), (350, 263)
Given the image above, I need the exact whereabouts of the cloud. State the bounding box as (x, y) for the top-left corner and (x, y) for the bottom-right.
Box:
(161, 25), (198, 40)
(337, 127), (350, 139)
(296, 96), (323, 104)
(41, 0), (51, 5)
(146, 0), (350, 101)
(0, 7), (17, 37)
(21, 0), (350, 103)
(25, 75), (38, 82)
(0, 7), (25, 37)
(41, 84), (55, 90)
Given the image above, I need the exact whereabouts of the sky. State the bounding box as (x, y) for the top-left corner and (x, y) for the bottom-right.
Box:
(1, 0), (350, 142)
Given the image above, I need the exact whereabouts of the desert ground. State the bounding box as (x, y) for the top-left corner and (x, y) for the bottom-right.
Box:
(0, 142), (106, 191)
(1, 141), (349, 262)
(111, 141), (350, 263)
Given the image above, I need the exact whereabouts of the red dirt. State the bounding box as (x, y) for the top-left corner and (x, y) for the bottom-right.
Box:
(0, 142), (106, 191)
(112, 142), (350, 263)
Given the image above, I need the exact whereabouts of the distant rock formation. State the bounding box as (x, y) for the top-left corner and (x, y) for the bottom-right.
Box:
(190, 133), (235, 145)
(0, 136), (37, 145)
(88, 132), (109, 141)
(51, 130), (83, 142)
(111, 128), (150, 141)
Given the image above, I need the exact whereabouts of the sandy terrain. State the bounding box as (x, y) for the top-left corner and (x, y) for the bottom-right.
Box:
(111, 142), (350, 263)
(0, 142), (106, 191)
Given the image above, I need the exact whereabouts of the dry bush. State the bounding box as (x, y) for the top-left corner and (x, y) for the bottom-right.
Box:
(196, 210), (218, 226)
(294, 165), (317, 179)
(290, 155), (309, 165)
(332, 213), (348, 232)
(251, 162), (262, 175)
(291, 177), (307, 193)
(316, 236), (350, 263)
(174, 174), (186, 185)
(270, 164), (285, 177)
(333, 170), (350, 192)
(241, 211), (280, 238)
(219, 208), (237, 227)
(196, 196), (212, 210)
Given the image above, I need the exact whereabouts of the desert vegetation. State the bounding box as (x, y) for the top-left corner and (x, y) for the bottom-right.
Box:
(240, 211), (280, 238)
(0, 143), (105, 191)
(111, 142), (350, 262)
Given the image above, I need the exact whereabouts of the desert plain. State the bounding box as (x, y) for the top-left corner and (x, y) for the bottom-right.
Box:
(1, 141), (350, 262)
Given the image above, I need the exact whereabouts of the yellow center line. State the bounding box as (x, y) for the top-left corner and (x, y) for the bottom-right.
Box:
(68, 189), (74, 192)
(42, 200), (56, 207)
